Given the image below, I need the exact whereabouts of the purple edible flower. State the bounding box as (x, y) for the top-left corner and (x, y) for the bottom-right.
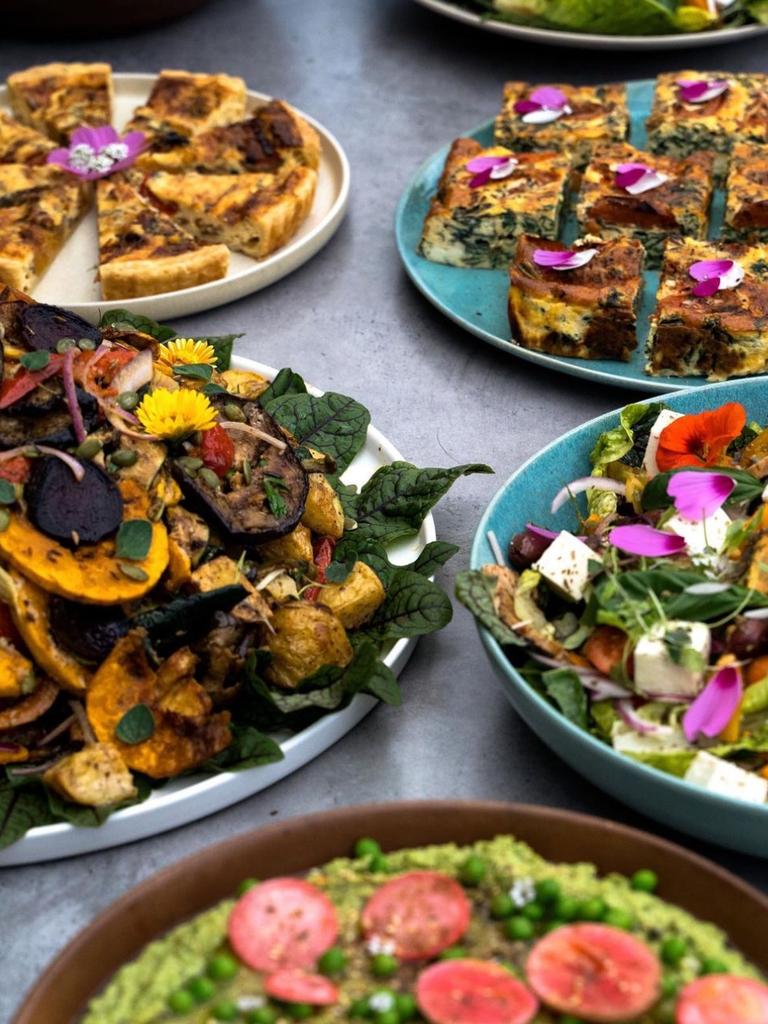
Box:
(667, 471), (735, 521)
(514, 86), (572, 125)
(683, 665), (742, 742)
(676, 78), (729, 104)
(465, 154), (518, 188)
(688, 258), (744, 298)
(533, 247), (598, 271)
(48, 126), (146, 181)
(615, 161), (668, 196)
(608, 524), (687, 557)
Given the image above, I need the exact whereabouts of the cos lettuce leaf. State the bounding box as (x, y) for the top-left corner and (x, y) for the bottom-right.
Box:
(492, 0), (678, 33)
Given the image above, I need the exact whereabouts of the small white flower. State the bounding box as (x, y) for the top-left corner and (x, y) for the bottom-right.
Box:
(367, 935), (396, 956)
(509, 877), (536, 908)
(369, 992), (395, 1013)
(69, 143), (96, 170)
(237, 996), (266, 1011)
(681, 955), (701, 975)
(102, 142), (129, 162)
(91, 153), (114, 173)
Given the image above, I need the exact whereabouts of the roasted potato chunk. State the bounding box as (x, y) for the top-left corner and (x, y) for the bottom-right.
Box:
(191, 554), (249, 593)
(320, 561), (385, 628)
(265, 601), (352, 688)
(116, 437), (166, 490)
(260, 522), (313, 564)
(0, 638), (35, 698)
(43, 743), (138, 807)
(166, 506), (209, 567)
(219, 368), (269, 398)
(301, 474), (345, 539)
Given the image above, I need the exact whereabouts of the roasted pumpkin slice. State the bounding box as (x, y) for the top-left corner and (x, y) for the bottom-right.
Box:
(86, 630), (232, 778)
(0, 479), (169, 605)
(0, 677), (58, 729)
(0, 568), (90, 692)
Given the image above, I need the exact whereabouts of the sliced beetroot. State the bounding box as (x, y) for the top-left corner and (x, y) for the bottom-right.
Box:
(0, 387), (97, 450)
(49, 598), (130, 662)
(361, 871), (471, 961)
(26, 457), (124, 546)
(20, 304), (101, 352)
(526, 924), (661, 1022)
(228, 878), (338, 973)
(264, 970), (339, 1006)
(676, 975), (768, 1024)
(416, 959), (538, 1024)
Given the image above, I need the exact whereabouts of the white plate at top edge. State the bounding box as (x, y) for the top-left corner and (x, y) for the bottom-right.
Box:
(0, 353), (434, 866)
(412, 0), (768, 49)
(0, 73), (350, 324)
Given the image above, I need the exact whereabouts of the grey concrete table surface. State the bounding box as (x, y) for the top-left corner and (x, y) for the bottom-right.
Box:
(2, 1), (767, 1017)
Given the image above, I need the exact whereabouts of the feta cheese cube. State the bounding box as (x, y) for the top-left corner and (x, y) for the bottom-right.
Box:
(532, 531), (601, 603)
(666, 508), (731, 555)
(612, 723), (689, 756)
(642, 410), (683, 477)
(684, 751), (768, 804)
(633, 620), (711, 699)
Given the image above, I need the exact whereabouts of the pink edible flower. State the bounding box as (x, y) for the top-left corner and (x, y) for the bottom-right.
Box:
(676, 78), (730, 104)
(465, 154), (518, 188)
(615, 161), (668, 195)
(48, 125), (146, 181)
(666, 471), (735, 521)
(608, 524), (687, 557)
(688, 258), (744, 298)
(514, 86), (572, 125)
(533, 247), (598, 271)
(683, 665), (742, 742)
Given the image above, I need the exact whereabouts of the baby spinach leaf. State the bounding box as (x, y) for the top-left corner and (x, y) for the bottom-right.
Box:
(260, 367), (308, 405)
(266, 391), (371, 473)
(363, 569), (452, 641)
(115, 519), (153, 561)
(198, 334), (242, 372)
(0, 782), (54, 850)
(542, 668), (588, 730)
(455, 569), (526, 647)
(172, 363), (213, 382)
(99, 309), (176, 342)
(362, 659), (402, 706)
(204, 724), (283, 772)
(406, 541), (460, 577)
(115, 703), (156, 745)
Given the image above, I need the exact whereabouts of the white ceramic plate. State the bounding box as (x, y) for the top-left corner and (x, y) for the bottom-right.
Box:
(413, 0), (768, 49)
(0, 354), (434, 866)
(0, 73), (350, 324)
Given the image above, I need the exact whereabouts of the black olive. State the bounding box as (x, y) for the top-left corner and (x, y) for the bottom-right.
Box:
(727, 618), (768, 659)
(49, 598), (130, 662)
(26, 457), (124, 546)
(19, 304), (101, 352)
(508, 529), (552, 569)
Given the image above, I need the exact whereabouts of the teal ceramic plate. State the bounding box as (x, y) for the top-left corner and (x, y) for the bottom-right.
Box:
(471, 378), (768, 857)
(396, 78), (734, 394)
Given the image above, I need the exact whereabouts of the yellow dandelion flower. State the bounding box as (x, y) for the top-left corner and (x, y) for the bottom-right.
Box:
(136, 388), (217, 440)
(156, 338), (218, 375)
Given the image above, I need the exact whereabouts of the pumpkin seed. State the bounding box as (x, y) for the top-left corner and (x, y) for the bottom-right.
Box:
(223, 403), (246, 422)
(118, 390), (140, 411)
(199, 467), (222, 490)
(343, 516), (358, 532)
(77, 337), (96, 351)
(176, 456), (203, 475)
(0, 480), (16, 506)
(56, 337), (77, 354)
(118, 563), (149, 581)
(111, 448), (139, 468)
(148, 499), (165, 522)
(0, 509), (12, 532)
(242, 458), (252, 485)
(75, 438), (103, 460)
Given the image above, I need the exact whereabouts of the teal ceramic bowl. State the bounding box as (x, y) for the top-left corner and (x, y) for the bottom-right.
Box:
(471, 379), (768, 857)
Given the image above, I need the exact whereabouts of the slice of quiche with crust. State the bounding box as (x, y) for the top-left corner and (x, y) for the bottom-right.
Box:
(0, 112), (56, 165)
(143, 166), (317, 259)
(7, 62), (113, 143)
(125, 69), (247, 157)
(96, 175), (229, 300)
(0, 165), (89, 291)
(722, 143), (768, 244)
(137, 100), (320, 174)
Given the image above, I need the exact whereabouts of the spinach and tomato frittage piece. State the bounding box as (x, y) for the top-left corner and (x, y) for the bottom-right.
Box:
(0, 297), (490, 850)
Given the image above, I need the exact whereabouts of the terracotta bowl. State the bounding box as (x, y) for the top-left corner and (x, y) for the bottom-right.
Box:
(14, 800), (768, 1023)
(3, 0), (212, 35)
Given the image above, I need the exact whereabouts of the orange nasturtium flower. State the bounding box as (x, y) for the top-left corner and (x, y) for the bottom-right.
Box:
(656, 402), (746, 473)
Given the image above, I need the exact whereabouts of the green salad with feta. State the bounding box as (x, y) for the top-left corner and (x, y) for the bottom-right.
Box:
(453, 0), (768, 35)
(459, 398), (768, 805)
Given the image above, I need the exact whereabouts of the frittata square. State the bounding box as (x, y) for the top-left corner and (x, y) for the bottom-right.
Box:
(723, 143), (768, 244)
(419, 138), (570, 270)
(647, 237), (768, 380)
(494, 81), (629, 171)
(577, 144), (714, 268)
(508, 234), (644, 362)
(646, 71), (768, 179)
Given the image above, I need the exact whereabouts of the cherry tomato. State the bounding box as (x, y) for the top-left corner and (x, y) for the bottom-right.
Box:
(200, 424), (235, 478)
(306, 537), (336, 601)
(0, 356), (63, 409)
(0, 456), (31, 484)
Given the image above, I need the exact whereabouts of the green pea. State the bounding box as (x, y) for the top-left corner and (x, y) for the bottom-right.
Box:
(111, 448), (139, 468)
(395, 993), (417, 1020)
(168, 989), (194, 1014)
(544, 921), (563, 933)
(118, 390), (141, 411)
(349, 997), (373, 1018)
(236, 877), (259, 895)
(490, 893), (514, 919)
(223, 402), (247, 422)
(368, 853), (390, 873)
(318, 946), (347, 975)
(77, 337), (96, 350)
(56, 337), (77, 353)
(186, 976), (215, 1003)
(700, 958), (728, 975)
(459, 854), (487, 886)
(287, 1004), (313, 1020)
(521, 901), (544, 921)
(661, 936), (687, 966)
(603, 907), (634, 931)
(355, 837), (382, 858)
(371, 953), (398, 978)
(247, 1009), (278, 1024)
(207, 952), (238, 982)
(631, 869), (658, 893)
(661, 975), (679, 998)
(535, 879), (561, 906)
(552, 895), (579, 922)
(211, 1001), (239, 1021)
(75, 437), (102, 460)
(504, 915), (534, 941)
(375, 1011), (399, 1024)
(577, 898), (607, 922)
(439, 946), (467, 960)
(199, 466), (222, 490)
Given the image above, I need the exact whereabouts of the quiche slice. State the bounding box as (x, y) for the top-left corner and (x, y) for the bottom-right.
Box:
(0, 165), (89, 292)
(722, 142), (768, 244)
(7, 62), (112, 143)
(125, 69), (247, 156)
(143, 166), (318, 259)
(96, 176), (229, 300)
(0, 112), (56, 165)
(137, 100), (321, 174)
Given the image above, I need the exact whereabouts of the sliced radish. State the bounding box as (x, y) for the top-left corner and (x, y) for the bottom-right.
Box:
(676, 975), (768, 1024)
(417, 959), (538, 1024)
(264, 970), (339, 1006)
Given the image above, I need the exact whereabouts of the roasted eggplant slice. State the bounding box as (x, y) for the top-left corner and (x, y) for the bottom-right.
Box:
(49, 598), (130, 663)
(0, 387), (98, 449)
(20, 304), (101, 352)
(174, 403), (309, 545)
(26, 456), (124, 546)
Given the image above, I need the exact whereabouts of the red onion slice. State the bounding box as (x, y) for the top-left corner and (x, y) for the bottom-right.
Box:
(614, 698), (660, 734)
(551, 476), (626, 514)
(62, 347), (86, 445)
